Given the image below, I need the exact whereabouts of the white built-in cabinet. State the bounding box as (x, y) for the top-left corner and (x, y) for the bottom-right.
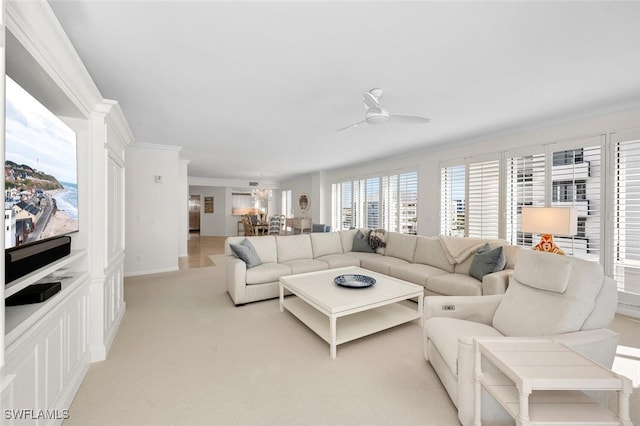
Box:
(1, 1), (133, 423)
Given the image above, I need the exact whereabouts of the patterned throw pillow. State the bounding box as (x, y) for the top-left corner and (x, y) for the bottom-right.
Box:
(368, 228), (387, 252)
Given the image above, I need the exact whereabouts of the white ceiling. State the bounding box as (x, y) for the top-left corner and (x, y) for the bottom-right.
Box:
(48, 1), (640, 182)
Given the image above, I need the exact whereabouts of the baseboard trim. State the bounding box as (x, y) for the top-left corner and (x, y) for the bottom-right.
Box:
(124, 266), (179, 277)
(617, 303), (640, 319)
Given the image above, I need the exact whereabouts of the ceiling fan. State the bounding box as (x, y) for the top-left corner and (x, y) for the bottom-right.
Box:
(337, 88), (430, 131)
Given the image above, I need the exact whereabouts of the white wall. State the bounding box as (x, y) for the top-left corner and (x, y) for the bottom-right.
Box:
(125, 143), (182, 276)
(279, 174), (313, 219)
(179, 159), (189, 257)
(190, 185), (228, 236)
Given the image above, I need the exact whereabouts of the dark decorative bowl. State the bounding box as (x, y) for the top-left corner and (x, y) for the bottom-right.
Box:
(334, 274), (376, 288)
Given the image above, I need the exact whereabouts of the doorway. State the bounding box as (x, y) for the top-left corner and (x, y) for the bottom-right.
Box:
(189, 195), (201, 232)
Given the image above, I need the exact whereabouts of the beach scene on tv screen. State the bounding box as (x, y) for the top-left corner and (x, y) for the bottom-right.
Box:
(4, 76), (78, 249)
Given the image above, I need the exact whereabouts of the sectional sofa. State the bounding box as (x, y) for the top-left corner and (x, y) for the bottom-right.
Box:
(225, 230), (521, 305)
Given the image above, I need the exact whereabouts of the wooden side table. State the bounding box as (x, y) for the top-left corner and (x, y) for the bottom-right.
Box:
(474, 338), (632, 426)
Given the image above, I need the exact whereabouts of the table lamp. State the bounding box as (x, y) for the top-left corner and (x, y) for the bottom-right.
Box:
(521, 207), (578, 255)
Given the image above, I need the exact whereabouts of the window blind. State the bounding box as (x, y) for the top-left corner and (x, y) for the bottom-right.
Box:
(440, 164), (465, 236)
(550, 145), (601, 260)
(331, 170), (418, 233)
(467, 159), (500, 239)
(614, 136), (640, 296)
(506, 153), (546, 246)
(399, 172), (418, 234)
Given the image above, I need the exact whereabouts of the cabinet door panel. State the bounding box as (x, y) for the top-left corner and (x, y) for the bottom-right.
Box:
(43, 319), (64, 407)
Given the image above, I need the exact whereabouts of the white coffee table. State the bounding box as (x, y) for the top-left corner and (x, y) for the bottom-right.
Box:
(279, 266), (423, 358)
(474, 338), (633, 426)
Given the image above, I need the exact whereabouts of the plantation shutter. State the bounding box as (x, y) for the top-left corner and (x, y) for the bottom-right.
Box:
(332, 169), (418, 233)
(614, 130), (640, 302)
(505, 152), (546, 246)
(365, 177), (380, 228)
(440, 164), (465, 236)
(467, 158), (500, 238)
(399, 172), (418, 234)
(381, 175), (397, 232)
(550, 141), (602, 260)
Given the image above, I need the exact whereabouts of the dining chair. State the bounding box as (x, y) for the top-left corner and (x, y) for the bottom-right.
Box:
(242, 215), (256, 236)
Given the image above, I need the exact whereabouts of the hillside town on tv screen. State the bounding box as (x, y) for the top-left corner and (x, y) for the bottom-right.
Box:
(4, 76), (79, 249)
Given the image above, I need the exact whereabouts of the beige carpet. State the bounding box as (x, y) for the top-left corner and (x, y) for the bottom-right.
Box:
(65, 254), (458, 425)
(65, 255), (639, 425)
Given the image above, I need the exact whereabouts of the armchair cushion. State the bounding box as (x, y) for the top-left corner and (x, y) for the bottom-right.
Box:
(492, 250), (604, 337)
(512, 249), (573, 293)
(425, 317), (503, 375)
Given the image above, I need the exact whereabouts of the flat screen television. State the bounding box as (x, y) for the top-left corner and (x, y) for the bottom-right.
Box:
(4, 75), (79, 251)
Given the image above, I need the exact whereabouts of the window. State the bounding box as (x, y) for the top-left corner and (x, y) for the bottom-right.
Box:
(613, 130), (640, 301)
(506, 152), (545, 247)
(398, 172), (418, 234)
(440, 158), (499, 238)
(550, 143), (601, 260)
(331, 170), (418, 233)
(467, 159), (500, 239)
(281, 190), (292, 218)
(440, 164), (465, 236)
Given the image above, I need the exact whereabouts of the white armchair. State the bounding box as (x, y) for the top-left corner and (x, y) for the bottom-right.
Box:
(423, 249), (619, 426)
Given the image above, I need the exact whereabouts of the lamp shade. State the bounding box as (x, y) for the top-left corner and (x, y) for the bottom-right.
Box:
(521, 207), (578, 236)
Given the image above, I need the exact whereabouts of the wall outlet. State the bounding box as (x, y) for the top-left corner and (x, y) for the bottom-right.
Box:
(442, 305), (456, 311)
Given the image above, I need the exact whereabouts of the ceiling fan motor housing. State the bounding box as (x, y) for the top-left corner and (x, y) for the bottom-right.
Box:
(366, 110), (389, 124)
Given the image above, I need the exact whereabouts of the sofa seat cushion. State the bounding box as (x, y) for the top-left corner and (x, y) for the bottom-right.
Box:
(246, 262), (292, 285)
(388, 263), (448, 286)
(344, 251), (382, 262)
(360, 256), (409, 275)
(425, 317), (503, 375)
(280, 259), (329, 275)
(426, 273), (483, 296)
(315, 254), (360, 269)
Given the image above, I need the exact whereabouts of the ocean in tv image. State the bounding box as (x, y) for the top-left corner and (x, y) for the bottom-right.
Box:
(4, 76), (79, 249)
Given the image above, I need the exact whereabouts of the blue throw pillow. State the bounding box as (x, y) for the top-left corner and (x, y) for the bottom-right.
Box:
(230, 238), (263, 268)
(352, 230), (375, 253)
(469, 243), (506, 281)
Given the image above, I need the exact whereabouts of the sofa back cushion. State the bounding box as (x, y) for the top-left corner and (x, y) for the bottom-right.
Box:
(339, 229), (358, 252)
(310, 232), (343, 258)
(226, 236), (278, 264)
(276, 234), (313, 262)
(384, 232), (417, 262)
(413, 236), (455, 272)
(492, 249), (604, 336)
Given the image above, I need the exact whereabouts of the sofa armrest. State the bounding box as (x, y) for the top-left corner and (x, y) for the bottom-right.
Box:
(424, 294), (503, 326)
(226, 256), (247, 305)
(481, 269), (512, 295)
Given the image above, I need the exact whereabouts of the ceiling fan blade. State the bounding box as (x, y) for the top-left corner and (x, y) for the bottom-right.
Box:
(363, 92), (381, 111)
(389, 113), (431, 124)
(336, 120), (367, 132)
